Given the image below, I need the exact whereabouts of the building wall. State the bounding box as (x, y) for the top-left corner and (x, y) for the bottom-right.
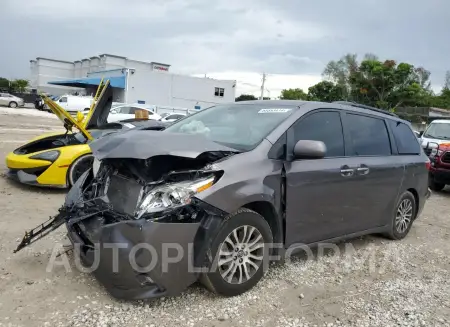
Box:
(31, 58), (82, 95)
(29, 54), (235, 105)
(126, 70), (235, 109)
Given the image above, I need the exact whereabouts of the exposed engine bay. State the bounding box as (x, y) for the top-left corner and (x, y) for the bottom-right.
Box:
(13, 133), (82, 155)
(14, 150), (235, 253)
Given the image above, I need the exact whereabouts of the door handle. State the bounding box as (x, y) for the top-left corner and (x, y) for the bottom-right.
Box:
(356, 165), (370, 175)
(340, 165), (354, 177)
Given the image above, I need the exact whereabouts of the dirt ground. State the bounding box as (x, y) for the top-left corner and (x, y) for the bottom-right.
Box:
(0, 109), (449, 327)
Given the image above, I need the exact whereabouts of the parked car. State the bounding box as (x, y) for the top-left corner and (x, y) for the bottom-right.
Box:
(34, 94), (58, 111)
(419, 119), (450, 191)
(108, 104), (161, 122)
(160, 112), (187, 122)
(53, 95), (94, 113)
(5, 82), (166, 188)
(0, 93), (25, 108)
(15, 100), (430, 300)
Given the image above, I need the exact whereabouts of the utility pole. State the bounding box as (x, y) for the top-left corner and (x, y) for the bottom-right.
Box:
(260, 73), (266, 100)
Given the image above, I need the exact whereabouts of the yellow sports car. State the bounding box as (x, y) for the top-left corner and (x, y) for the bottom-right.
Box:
(5, 81), (167, 188)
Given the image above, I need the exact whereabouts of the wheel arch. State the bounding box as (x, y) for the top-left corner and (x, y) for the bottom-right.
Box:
(242, 201), (283, 245)
(406, 187), (420, 219)
(67, 153), (95, 186)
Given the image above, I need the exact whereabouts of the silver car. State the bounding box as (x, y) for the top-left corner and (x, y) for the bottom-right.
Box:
(0, 93), (25, 108)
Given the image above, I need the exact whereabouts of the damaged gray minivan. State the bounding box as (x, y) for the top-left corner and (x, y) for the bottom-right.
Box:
(15, 100), (430, 300)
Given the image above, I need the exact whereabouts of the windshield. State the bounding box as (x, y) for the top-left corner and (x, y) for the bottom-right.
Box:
(164, 104), (296, 151)
(423, 122), (450, 140)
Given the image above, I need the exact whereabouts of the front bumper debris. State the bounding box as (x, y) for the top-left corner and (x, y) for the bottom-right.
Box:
(67, 218), (202, 300)
(14, 212), (66, 253)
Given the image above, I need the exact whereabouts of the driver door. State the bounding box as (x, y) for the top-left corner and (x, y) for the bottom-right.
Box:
(284, 110), (364, 246)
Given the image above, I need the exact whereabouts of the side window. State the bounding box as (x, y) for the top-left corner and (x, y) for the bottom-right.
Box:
(293, 111), (345, 157)
(128, 107), (137, 115)
(346, 114), (391, 156)
(119, 106), (131, 114)
(388, 120), (420, 155)
(59, 97), (67, 103)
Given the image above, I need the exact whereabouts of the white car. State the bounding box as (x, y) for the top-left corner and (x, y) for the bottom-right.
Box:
(55, 95), (93, 113)
(160, 112), (187, 123)
(0, 93), (25, 108)
(108, 104), (161, 123)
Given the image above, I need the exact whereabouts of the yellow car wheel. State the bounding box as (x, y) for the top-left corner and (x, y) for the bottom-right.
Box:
(68, 154), (94, 186)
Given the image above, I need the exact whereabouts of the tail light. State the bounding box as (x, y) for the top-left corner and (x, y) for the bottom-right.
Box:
(425, 160), (431, 171)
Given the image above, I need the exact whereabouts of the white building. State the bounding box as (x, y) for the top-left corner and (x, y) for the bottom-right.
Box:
(30, 54), (236, 110)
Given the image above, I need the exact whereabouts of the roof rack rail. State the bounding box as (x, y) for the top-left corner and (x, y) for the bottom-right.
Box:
(333, 101), (398, 117)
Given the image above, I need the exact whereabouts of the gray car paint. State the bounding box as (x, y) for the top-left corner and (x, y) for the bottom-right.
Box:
(195, 100), (429, 247)
(14, 99), (430, 300)
(90, 130), (236, 160)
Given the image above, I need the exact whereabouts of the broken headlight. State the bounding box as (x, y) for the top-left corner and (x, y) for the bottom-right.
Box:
(135, 176), (215, 218)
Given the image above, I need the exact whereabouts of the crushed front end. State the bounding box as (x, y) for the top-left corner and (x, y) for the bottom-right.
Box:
(53, 154), (230, 299)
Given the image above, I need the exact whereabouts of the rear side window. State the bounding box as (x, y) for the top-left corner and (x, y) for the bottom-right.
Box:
(293, 111), (345, 157)
(59, 97), (67, 103)
(346, 114), (391, 156)
(388, 120), (420, 155)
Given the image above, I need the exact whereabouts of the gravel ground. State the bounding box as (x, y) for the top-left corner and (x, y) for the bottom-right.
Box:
(0, 112), (449, 327)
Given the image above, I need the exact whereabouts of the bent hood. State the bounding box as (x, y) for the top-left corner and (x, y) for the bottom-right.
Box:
(90, 130), (236, 160)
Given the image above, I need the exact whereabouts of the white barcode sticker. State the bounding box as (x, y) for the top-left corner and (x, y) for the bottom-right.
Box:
(123, 123), (136, 128)
(258, 108), (291, 113)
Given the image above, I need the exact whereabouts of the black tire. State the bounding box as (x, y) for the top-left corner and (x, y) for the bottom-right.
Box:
(429, 179), (445, 192)
(68, 154), (94, 186)
(200, 208), (273, 297)
(9, 101), (18, 108)
(385, 191), (417, 240)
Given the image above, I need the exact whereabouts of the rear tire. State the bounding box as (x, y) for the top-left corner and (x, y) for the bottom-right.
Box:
(68, 154), (94, 186)
(429, 179), (445, 192)
(200, 208), (273, 297)
(9, 101), (18, 108)
(385, 191), (416, 240)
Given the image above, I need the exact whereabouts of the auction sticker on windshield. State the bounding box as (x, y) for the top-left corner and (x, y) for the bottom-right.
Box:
(258, 108), (292, 113)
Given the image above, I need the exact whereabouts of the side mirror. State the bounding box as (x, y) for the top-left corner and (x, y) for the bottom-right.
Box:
(110, 108), (118, 114)
(419, 131), (424, 137)
(76, 111), (84, 123)
(293, 140), (326, 159)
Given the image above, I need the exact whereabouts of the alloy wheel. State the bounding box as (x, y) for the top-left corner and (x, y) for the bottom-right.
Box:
(218, 225), (264, 284)
(395, 198), (413, 233)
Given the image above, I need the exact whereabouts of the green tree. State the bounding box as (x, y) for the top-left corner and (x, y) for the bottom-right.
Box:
(0, 77), (10, 89)
(444, 70), (450, 90)
(280, 88), (308, 100)
(323, 54), (433, 109)
(10, 79), (29, 93)
(322, 53), (359, 99)
(307, 81), (344, 102)
(235, 94), (257, 101)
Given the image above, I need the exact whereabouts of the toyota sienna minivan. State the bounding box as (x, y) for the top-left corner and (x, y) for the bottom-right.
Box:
(16, 100), (431, 300)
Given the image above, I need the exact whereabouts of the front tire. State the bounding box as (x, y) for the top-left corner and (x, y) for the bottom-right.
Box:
(68, 154), (94, 186)
(385, 191), (416, 240)
(9, 101), (18, 108)
(201, 208), (273, 297)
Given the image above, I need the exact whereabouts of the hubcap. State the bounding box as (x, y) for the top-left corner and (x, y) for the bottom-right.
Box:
(395, 199), (413, 233)
(218, 225), (264, 284)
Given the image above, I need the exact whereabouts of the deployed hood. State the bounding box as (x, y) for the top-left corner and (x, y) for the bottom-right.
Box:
(42, 80), (113, 141)
(83, 81), (113, 130)
(90, 130), (236, 160)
